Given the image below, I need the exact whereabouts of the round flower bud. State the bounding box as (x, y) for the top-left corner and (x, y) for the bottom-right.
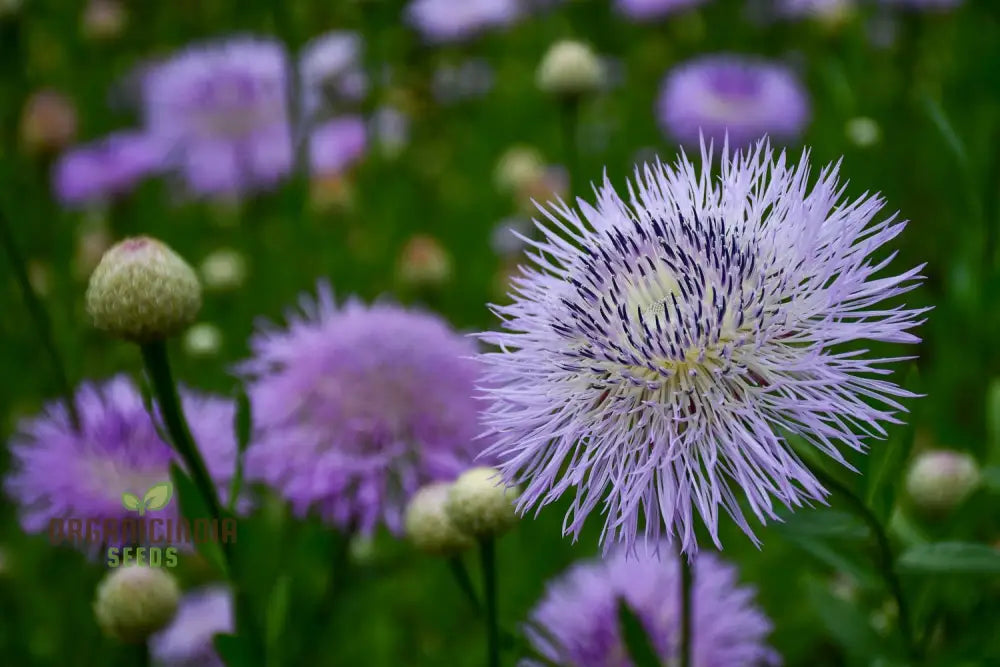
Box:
(93, 565), (180, 643)
(82, 0), (127, 41)
(494, 145), (545, 194)
(845, 117), (881, 148)
(905, 450), (980, 516)
(536, 40), (604, 98)
(182, 322), (223, 358)
(445, 467), (520, 539)
(86, 236), (202, 342)
(397, 235), (452, 289)
(405, 483), (475, 555)
(199, 247), (248, 292)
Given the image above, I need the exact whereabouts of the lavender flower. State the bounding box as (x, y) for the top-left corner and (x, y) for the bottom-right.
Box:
(53, 132), (166, 206)
(615, 0), (708, 21)
(309, 116), (367, 175)
(772, 0), (854, 19)
(406, 0), (521, 44)
(479, 141), (925, 555)
(4, 376), (236, 540)
(524, 547), (778, 666)
(657, 55), (810, 147)
(141, 37), (290, 196)
(238, 284), (487, 535)
(300, 31), (367, 122)
(150, 586), (232, 667)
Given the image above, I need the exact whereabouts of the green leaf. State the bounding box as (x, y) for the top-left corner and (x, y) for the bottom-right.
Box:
(898, 542), (1000, 575)
(234, 386), (252, 454)
(169, 463), (227, 575)
(805, 578), (890, 661)
(265, 575), (291, 667)
(865, 365), (921, 521)
(214, 633), (257, 667)
(782, 535), (881, 590)
(120, 492), (141, 512)
(987, 379), (1000, 465)
(981, 465), (1000, 492)
(775, 508), (870, 541)
(922, 94), (968, 171)
(142, 481), (173, 512)
(616, 598), (661, 667)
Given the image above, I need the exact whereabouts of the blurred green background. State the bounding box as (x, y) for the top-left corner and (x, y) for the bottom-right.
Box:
(2, 0), (1000, 665)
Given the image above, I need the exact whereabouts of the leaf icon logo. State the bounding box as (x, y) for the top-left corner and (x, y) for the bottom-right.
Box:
(120, 482), (173, 515)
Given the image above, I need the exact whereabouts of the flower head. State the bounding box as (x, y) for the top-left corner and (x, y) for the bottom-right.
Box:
(141, 37), (290, 196)
(524, 547), (778, 666)
(310, 115), (367, 175)
(150, 586), (233, 667)
(239, 284), (487, 535)
(405, 482), (474, 555)
(536, 41), (604, 98)
(4, 375), (236, 542)
(657, 55), (810, 147)
(479, 141), (925, 554)
(615, 0), (708, 21)
(53, 132), (166, 207)
(445, 466), (520, 538)
(94, 565), (180, 643)
(86, 236), (201, 342)
(406, 0), (521, 44)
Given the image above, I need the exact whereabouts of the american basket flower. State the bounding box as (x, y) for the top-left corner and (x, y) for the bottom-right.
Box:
(238, 283), (488, 535)
(480, 140), (925, 554)
(524, 547), (778, 666)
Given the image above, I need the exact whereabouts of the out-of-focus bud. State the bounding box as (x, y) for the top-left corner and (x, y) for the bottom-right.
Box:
(27, 260), (52, 297)
(537, 40), (604, 99)
(182, 322), (223, 358)
(405, 482), (475, 556)
(20, 89), (78, 155)
(86, 236), (202, 343)
(516, 166), (569, 216)
(445, 467), (520, 539)
(905, 450), (980, 516)
(397, 235), (452, 289)
(82, 0), (127, 41)
(494, 145), (546, 195)
(845, 117), (881, 148)
(93, 565), (180, 643)
(310, 173), (355, 213)
(74, 220), (114, 281)
(198, 248), (247, 293)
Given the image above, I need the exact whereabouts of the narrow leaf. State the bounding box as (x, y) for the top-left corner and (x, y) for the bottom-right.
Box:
(169, 463), (227, 575)
(265, 575), (291, 667)
(922, 94), (969, 170)
(898, 542), (1000, 575)
(775, 508), (870, 541)
(234, 386), (252, 453)
(616, 598), (661, 667)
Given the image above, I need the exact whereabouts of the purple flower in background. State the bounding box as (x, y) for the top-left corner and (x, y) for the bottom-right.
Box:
(406, 0), (521, 43)
(300, 31), (367, 121)
(238, 283), (487, 535)
(150, 586), (232, 667)
(432, 59), (495, 103)
(309, 115), (367, 175)
(479, 141), (925, 555)
(772, 0), (854, 19)
(524, 548), (779, 666)
(615, 0), (708, 21)
(657, 55), (810, 147)
(53, 132), (165, 206)
(141, 37), (290, 196)
(3, 376), (237, 542)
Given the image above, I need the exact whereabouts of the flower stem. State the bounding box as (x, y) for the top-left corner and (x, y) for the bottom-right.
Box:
(679, 552), (693, 667)
(810, 465), (917, 659)
(479, 537), (500, 667)
(447, 555), (481, 614)
(139, 341), (224, 525)
(0, 208), (80, 431)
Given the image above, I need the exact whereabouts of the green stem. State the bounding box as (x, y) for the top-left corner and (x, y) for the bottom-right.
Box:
(811, 466), (917, 659)
(227, 450), (245, 514)
(559, 96), (580, 202)
(0, 208), (80, 431)
(480, 538), (500, 667)
(140, 340), (224, 523)
(447, 555), (482, 614)
(679, 552), (693, 667)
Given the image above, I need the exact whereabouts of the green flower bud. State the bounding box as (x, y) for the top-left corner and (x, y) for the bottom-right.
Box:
(537, 41), (603, 99)
(905, 450), (980, 516)
(405, 482), (475, 555)
(86, 236), (202, 342)
(445, 467), (520, 539)
(93, 565), (180, 643)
